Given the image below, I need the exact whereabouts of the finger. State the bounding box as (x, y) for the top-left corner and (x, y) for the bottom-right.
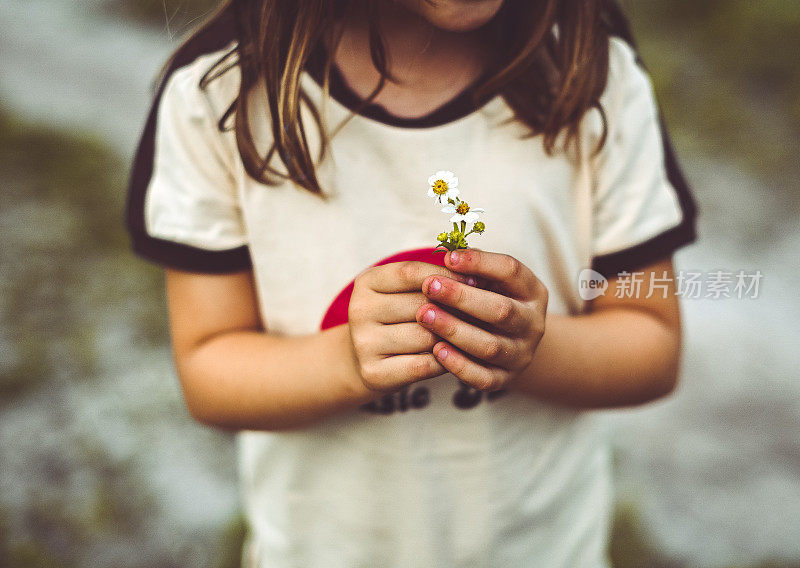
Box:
(432, 341), (506, 392)
(421, 275), (530, 334)
(445, 249), (539, 300)
(369, 261), (471, 294)
(361, 353), (447, 391)
(370, 292), (429, 324)
(350, 291), (427, 326)
(416, 303), (519, 369)
(375, 322), (439, 355)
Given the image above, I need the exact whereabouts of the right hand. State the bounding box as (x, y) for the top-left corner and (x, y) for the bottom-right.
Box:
(348, 261), (468, 393)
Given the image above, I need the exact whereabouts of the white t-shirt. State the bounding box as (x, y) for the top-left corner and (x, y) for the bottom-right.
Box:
(127, 31), (697, 568)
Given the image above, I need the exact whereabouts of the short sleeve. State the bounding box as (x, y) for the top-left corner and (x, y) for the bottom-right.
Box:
(589, 37), (698, 278)
(125, 58), (251, 274)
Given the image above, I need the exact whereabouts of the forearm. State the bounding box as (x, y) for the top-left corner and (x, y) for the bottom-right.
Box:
(176, 324), (378, 431)
(508, 309), (681, 409)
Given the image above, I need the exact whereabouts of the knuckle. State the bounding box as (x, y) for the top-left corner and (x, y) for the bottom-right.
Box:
(538, 280), (550, 304)
(358, 361), (381, 389)
(354, 269), (373, 291)
(494, 299), (515, 326)
(482, 339), (504, 362)
(535, 305), (547, 328)
(349, 296), (375, 325)
(350, 331), (371, 355)
(505, 256), (522, 279)
(348, 301), (365, 323)
(443, 320), (459, 339)
(397, 261), (418, 284)
(528, 300), (546, 330)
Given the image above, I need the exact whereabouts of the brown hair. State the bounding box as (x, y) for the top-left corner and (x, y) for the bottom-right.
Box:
(166, 0), (635, 196)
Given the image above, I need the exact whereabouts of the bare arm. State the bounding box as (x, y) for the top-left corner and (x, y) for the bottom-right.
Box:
(165, 268), (371, 430)
(415, 250), (682, 409)
(511, 256), (682, 408)
(165, 261), (463, 431)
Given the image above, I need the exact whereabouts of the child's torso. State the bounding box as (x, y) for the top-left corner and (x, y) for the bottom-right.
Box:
(197, 46), (610, 568)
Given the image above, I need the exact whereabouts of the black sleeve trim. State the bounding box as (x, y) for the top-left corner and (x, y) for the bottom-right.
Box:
(132, 236), (252, 274)
(591, 118), (699, 278)
(124, 7), (249, 274)
(591, 217), (696, 278)
(591, 35), (700, 279)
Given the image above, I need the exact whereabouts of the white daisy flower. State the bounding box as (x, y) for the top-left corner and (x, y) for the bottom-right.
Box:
(441, 200), (485, 225)
(427, 170), (460, 205)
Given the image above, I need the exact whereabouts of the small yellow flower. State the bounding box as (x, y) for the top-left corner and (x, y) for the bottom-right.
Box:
(441, 200), (485, 225)
(427, 170), (460, 205)
(428, 170), (486, 252)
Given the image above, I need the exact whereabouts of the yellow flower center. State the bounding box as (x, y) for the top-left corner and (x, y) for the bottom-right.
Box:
(456, 201), (470, 215)
(432, 179), (449, 195)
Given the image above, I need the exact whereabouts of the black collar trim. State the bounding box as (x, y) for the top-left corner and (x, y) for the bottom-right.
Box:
(303, 42), (496, 129)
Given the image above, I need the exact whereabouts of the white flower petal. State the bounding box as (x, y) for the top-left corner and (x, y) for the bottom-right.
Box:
(464, 212), (479, 224)
(441, 206), (456, 214)
(470, 207), (485, 213)
(427, 188), (437, 198)
(449, 214), (464, 224)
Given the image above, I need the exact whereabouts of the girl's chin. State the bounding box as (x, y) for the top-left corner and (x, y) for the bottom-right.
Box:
(404, 0), (506, 33)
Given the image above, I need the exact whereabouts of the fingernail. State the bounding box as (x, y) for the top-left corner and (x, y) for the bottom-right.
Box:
(429, 278), (441, 294)
(437, 347), (448, 360)
(422, 309), (436, 325)
(450, 251), (460, 264)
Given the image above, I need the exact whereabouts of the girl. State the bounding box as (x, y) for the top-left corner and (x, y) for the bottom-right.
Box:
(126, 0), (698, 566)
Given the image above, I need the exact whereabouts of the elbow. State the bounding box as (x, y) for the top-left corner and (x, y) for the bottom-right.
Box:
(179, 377), (228, 429)
(641, 335), (682, 404)
(176, 365), (313, 432)
(181, 388), (246, 432)
(182, 389), (221, 428)
(174, 357), (235, 430)
(649, 366), (679, 402)
(614, 321), (682, 408)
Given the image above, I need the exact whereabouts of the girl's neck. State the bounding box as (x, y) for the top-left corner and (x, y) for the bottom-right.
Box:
(331, 1), (492, 119)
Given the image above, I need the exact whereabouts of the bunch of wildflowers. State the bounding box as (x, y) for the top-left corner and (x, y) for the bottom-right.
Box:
(426, 170), (486, 252)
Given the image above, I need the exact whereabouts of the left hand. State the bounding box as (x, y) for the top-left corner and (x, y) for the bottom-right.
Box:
(415, 249), (549, 391)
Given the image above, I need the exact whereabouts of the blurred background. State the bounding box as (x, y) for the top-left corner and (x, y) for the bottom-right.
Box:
(0, 0), (798, 566)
